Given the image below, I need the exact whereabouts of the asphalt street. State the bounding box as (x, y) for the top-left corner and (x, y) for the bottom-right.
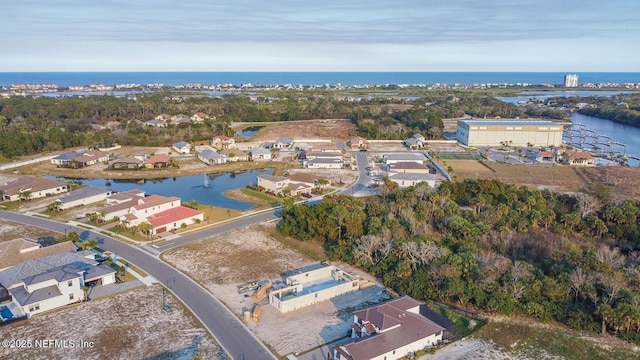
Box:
(0, 210), (276, 360)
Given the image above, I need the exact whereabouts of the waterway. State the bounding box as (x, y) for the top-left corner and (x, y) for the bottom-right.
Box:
(49, 169), (272, 210)
(498, 91), (640, 167)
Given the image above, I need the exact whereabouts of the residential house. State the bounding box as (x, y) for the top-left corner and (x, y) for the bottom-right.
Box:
(170, 114), (191, 125)
(333, 296), (446, 360)
(257, 174), (289, 194)
(384, 153), (426, 165)
(304, 152), (343, 161)
(0, 239), (77, 272)
(54, 186), (112, 210)
(146, 206), (205, 234)
(349, 136), (369, 150)
(536, 150), (557, 163)
(118, 195), (181, 227)
(250, 147), (272, 161)
(50, 151), (83, 166)
(289, 173), (330, 190)
(306, 158), (343, 169)
(310, 144), (342, 153)
(71, 150), (109, 168)
(0, 177), (68, 201)
(144, 119), (167, 128)
(109, 156), (145, 169)
(404, 133), (426, 150)
(273, 137), (294, 149)
(287, 182), (313, 196)
(144, 154), (172, 169)
(172, 141), (192, 154)
(220, 148), (249, 162)
(560, 150), (595, 166)
(100, 192), (179, 224)
(198, 149), (228, 165)
(0, 251), (116, 318)
(211, 135), (236, 149)
(388, 173), (436, 188)
(154, 113), (171, 121)
(190, 112), (209, 123)
(386, 162), (431, 174)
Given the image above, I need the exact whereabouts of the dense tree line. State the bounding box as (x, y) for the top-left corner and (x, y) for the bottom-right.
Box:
(279, 179), (640, 344)
(543, 93), (640, 127)
(0, 91), (569, 158)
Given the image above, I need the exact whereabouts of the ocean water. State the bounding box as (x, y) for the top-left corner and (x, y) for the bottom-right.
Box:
(2, 72), (640, 87)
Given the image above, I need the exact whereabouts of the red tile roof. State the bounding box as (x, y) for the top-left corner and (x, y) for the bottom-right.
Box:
(147, 206), (204, 228)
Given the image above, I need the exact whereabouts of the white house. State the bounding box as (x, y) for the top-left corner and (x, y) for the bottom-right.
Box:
(306, 158), (343, 169)
(269, 265), (359, 314)
(0, 177), (68, 201)
(273, 137), (294, 149)
(250, 147), (272, 161)
(172, 141), (191, 154)
(171, 114), (191, 125)
(334, 296), (445, 360)
(198, 149), (228, 165)
(54, 186), (112, 210)
(146, 206), (204, 234)
(383, 153), (426, 165)
(388, 173), (436, 188)
(404, 133), (426, 150)
(386, 162), (431, 174)
(100, 193), (180, 225)
(50, 151), (83, 166)
(0, 251), (116, 318)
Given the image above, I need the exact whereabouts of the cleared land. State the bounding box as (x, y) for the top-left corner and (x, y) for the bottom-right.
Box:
(446, 160), (640, 201)
(0, 220), (58, 242)
(242, 119), (357, 141)
(162, 222), (389, 356)
(0, 285), (220, 360)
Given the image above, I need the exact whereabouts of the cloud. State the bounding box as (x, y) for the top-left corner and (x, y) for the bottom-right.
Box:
(4, 0), (639, 44)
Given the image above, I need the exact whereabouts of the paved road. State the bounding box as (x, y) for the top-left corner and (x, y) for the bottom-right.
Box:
(0, 210), (276, 360)
(149, 209), (280, 253)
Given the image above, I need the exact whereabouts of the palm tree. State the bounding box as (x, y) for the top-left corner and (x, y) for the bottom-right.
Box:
(137, 222), (153, 240)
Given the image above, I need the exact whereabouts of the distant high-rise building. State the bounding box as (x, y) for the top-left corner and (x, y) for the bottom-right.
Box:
(564, 74), (579, 87)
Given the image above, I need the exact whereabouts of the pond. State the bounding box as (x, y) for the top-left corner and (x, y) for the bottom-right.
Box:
(49, 169), (272, 210)
(235, 126), (265, 138)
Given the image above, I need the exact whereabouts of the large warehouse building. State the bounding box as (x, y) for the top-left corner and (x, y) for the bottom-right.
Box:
(456, 119), (563, 147)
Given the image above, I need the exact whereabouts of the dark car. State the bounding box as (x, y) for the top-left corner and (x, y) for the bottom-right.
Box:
(301, 193), (313, 198)
(95, 255), (109, 263)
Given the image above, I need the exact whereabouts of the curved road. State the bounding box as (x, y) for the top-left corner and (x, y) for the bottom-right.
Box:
(0, 210), (276, 360)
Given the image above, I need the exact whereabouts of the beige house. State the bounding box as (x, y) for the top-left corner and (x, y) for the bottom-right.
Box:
(350, 136), (369, 149)
(211, 135), (236, 149)
(0, 177), (68, 201)
(257, 174), (289, 194)
(560, 150), (595, 166)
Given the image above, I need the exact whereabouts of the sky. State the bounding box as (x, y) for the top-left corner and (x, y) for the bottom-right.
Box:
(1, 0), (639, 72)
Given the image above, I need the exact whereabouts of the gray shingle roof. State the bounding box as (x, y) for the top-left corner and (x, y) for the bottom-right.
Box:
(11, 284), (63, 305)
(57, 186), (111, 204)
(0, 250), (96, 288)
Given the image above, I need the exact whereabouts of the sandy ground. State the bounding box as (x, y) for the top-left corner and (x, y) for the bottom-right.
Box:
(0, 220), (59, 242)
(249, 119), (357, 142)
(162, 222), (390, 356)
(0, 285), (220, 360)
(446, 159), (640, 201)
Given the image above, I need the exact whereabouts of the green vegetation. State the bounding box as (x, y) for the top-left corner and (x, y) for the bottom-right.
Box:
(278, 178), (640, 345)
